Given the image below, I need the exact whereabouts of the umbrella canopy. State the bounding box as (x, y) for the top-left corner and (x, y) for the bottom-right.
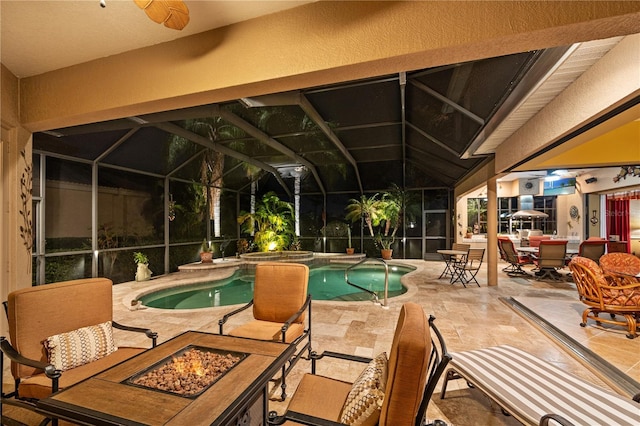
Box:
(510, 210), (549, 219)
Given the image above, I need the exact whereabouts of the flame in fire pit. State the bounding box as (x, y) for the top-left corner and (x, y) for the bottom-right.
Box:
(172, 355), (206, 376)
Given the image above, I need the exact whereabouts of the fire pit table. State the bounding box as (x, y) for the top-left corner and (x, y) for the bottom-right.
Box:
(37, 331), (295, 426)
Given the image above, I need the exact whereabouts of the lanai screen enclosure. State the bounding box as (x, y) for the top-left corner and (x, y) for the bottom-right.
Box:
(30, 48), (568, 284)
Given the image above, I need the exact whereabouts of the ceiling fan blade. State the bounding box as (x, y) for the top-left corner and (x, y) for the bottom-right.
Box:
(133, 0), (190, 31)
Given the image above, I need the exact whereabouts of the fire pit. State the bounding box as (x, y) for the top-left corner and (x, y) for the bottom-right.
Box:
(125, 345), (247, 398)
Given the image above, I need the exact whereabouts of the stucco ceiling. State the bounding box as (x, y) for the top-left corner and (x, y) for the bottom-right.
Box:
(1, 0), (315, 78)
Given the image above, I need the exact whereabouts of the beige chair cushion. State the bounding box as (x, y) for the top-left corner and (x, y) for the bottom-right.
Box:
(379, 302), (430, 425)
(228, 320), (304, 343)
(286, 373), (352, 424)
(18, 347), (145, 400)
(252, 262), (309, 323)
(44, 321), (117, 371)
(339, 352), (388, 426)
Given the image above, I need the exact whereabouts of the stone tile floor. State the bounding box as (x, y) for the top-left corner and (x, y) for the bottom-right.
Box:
(4, 259), (639, 425)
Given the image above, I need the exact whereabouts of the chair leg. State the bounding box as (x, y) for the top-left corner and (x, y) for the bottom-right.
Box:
(467, 269), (481, 287)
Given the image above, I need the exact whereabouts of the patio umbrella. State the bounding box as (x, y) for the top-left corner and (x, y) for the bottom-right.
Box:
(509, 210), (549, 235)
(510, 210), (549, 219)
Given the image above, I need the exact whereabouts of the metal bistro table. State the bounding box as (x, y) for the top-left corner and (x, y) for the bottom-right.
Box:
(37, 331), (295, 426)
(436, 249), (469, 279)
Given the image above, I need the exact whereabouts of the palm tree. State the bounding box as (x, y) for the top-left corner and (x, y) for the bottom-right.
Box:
(381, 183), (418, 238)
(237, 192), (295, 252)
(345, 194), (384, 237)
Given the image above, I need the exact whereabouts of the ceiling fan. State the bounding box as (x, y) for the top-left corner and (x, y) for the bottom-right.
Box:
(133, 0), (190, 30)
(100, 0), (190, 30)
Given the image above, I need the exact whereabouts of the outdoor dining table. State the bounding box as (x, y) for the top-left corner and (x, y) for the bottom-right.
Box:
(516, 246), (578, 280)
(436, 249), (469, 279)
(516, 247), (579, 255)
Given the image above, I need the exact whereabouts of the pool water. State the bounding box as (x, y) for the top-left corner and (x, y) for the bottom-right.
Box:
(140, 264), (413, 309)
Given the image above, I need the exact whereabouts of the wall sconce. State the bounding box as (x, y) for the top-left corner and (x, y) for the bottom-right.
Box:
(590, 210), (599, 226)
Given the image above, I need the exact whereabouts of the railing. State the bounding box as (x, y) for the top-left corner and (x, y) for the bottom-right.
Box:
(344, 258), (390, 308)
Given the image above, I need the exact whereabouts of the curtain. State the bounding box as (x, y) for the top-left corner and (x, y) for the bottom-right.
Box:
(606, 197), (630, 252)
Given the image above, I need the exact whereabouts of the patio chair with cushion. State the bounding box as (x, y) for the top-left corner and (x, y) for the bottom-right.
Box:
(1, 278), (157, 426)
(498, 237), (532, 276)
(267, 302), (451, 426)
(532, 240), (568, 281)
(218, 262), (311, 400)
(578, 240), (607, 264)
(528, 235), (551, 248)
(568, 256), (640, 339)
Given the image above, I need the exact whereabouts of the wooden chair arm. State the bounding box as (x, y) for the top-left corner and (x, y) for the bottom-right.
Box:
(112, 321), (158, 347)
(602, 272), (640, 286)
(268, 410), (346, 426)
(539, 414), (576, 426)
(218, 300), (254, 334)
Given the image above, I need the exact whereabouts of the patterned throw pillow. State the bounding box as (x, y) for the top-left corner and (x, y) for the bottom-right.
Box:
(339, 352), (388, 426)
(44, 321), (117, 371)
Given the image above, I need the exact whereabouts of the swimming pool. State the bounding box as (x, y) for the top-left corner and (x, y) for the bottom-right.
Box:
(140, 263), (413, 309)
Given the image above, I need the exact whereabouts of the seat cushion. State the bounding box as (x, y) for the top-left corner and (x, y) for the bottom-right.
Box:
(339, 352), (388, 426)
(228, 320), (304, 343)
(285, 373), (352, 424)
(44, 321), (117, 371)
(18, 347), (145, 400)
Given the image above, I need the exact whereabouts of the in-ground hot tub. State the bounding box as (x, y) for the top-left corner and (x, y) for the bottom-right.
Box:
(239, 250), (314, 262)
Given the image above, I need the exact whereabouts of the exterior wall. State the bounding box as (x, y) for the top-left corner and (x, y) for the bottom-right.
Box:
(1, 64), (32, 337)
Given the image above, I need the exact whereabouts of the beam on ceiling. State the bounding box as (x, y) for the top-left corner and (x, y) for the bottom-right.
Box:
(400, 72), (407, 190)
(237, 91), (363, 194)
(297, 94), (363, 194)
(409, 79), (484, 125)
(95, 128), (139, 163)
(153, 121), (291, 197)
(406, 145), (465, 179)
(406, 122), (461, 157)
(214, 106), (326, 196)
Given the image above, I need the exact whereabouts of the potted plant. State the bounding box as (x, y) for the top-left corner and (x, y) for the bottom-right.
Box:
(133, 252), (152, 281)
(200, 239), (213, 263)
(346, 226), (355, 255)
(375, 234), (395, 260)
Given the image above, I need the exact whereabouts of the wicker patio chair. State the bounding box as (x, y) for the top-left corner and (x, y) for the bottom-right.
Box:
(599, 252), (640, 278)
(568, 256), (640, 339)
